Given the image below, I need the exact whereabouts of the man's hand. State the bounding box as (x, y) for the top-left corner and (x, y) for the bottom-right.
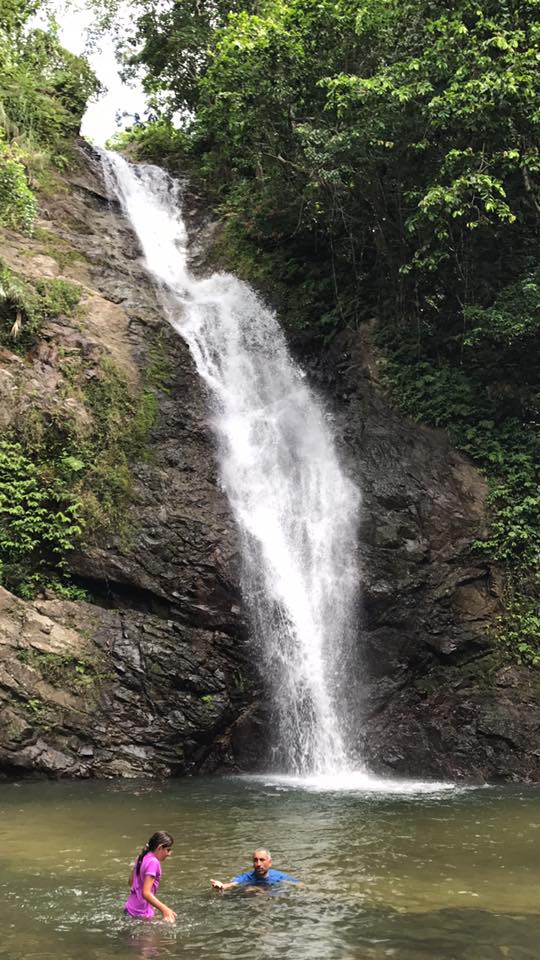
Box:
(210, 879), (224, 892)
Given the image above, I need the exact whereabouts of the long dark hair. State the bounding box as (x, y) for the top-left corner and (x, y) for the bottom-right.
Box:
(135, 830), (174, 877)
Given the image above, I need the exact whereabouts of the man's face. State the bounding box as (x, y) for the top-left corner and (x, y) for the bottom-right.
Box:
(252, 850), (272, 877)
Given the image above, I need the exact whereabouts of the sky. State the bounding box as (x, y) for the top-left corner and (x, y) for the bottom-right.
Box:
(40, 2), (148, 145)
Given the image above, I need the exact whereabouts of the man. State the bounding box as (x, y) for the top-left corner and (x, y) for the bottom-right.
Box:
(210, 848), (300, 892)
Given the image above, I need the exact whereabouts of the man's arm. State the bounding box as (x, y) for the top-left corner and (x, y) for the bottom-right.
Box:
(210, 879), (239, 893)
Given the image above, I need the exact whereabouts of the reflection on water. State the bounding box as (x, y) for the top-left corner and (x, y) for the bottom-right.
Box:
(0, 777), (539, 959)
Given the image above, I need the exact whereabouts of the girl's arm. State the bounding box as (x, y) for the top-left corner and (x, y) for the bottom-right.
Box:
(142, 874), (177, 922)
(128, 867), (134, 888)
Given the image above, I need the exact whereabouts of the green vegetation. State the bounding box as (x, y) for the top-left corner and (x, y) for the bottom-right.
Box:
(0, 0), (100, 231)
(0, 440), (83, 598)
(0, 138), (37, 230)
(0, 0), (537, 663)
(110, 0), (539, 665)
(0, 259), (169, 596)
(76, 341), (170, 537)
(17, 647), (109, 691)
(98, 0), (257, 116)
(0, 260), (82, 350)
(24, 695), (49, 727)
(377, 268), (539, 666)
(0, 4), (164, 602)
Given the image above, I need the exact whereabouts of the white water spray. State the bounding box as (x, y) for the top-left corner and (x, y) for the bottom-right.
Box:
(103, 154), (361, 775)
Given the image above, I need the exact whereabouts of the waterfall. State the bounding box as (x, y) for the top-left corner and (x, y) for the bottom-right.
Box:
(102, 153), (361, 776)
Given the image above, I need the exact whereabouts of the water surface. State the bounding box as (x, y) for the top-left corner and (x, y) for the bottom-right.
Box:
(1, 776), (539, 959)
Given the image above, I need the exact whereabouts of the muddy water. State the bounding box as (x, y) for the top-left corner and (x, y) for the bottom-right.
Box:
(1, 777), (539, 959)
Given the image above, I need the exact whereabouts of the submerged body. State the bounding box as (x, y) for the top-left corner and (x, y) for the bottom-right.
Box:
(232, 867), (299, 887)
(124, 830), (176, 923)
(211, 848), (300, 893)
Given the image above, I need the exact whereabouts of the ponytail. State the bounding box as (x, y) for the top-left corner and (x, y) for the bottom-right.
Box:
(134, 841), (150, 878)
(135, 830), (174, 877)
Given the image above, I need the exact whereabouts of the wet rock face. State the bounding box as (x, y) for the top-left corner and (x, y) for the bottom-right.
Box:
(0, 146), (260, 778)
(1, 146), (538, 782)
(307, 323), (540, 783)
(0, 588), (254, 777)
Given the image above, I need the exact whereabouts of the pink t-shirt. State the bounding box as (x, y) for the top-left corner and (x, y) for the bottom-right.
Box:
(124, 852), (162, 918)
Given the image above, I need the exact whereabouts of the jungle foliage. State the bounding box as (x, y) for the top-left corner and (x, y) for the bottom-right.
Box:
(0, 0), (99, 231)
(0, 255), (169, 598)
(112, 0), (540, 663)
(0, 305), (167, 599)
(0, 1), (109, 599)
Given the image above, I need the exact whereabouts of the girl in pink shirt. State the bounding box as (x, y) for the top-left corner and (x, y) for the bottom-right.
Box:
(124, 830), (176, 923)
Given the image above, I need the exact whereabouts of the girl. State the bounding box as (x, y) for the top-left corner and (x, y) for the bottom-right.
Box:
(124, 831), (176, 923)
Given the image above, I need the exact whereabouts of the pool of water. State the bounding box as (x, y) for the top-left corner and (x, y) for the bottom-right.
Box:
(1, 775), (539, 959)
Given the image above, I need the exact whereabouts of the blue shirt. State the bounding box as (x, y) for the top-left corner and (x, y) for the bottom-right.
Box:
(232, 868), (299, 886)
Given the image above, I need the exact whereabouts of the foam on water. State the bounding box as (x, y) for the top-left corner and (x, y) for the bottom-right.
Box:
(238, 772), (460, 795)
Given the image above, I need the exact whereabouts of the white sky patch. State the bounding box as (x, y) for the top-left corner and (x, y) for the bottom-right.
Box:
(35, 2), (147, 145)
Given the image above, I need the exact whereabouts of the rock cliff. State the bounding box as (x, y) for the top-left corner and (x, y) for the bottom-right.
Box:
(0, 146), (258, 778)
(308, 326), (540, 782)
(0, 146), (538, 781)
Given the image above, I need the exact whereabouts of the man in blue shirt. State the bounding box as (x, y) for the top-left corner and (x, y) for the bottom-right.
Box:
(210, 848), (300, 892)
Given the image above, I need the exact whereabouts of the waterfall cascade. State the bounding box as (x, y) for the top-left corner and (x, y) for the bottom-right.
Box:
(102, 153), (361, 775)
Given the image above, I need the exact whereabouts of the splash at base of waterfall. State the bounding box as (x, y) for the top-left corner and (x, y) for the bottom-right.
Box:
(240, 772), (459, 795)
